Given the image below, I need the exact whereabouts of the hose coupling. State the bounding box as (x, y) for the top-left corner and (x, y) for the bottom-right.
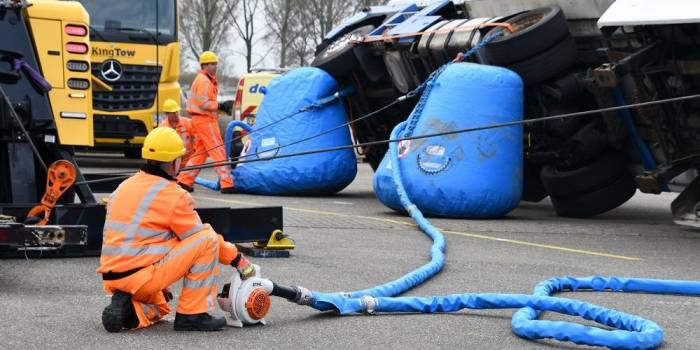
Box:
(360, 295), (378, 315)
(292, 286), (314, 305)
(406, 204), (418, 216)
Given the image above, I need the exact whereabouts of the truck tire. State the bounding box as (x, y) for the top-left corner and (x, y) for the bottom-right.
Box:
(123, 148), (141, 159)
(218, 116), (231, 142)
(229, 136), (244, 167)
(506, 34), (577, 86)
(355, 44), (387, 82)
(550, 173), (636, 218)
(541, 73), (583, 103)
(365, 145), (387, 171)
(312, 25), (374, 80)
(544, 102), (591, 138)
(480, 6), (569, 66)
(540, 151), (626, 198)
(522, 158), (547, 202)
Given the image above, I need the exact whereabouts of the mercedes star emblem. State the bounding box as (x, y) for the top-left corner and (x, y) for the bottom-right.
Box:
(100, 59), (123, 82)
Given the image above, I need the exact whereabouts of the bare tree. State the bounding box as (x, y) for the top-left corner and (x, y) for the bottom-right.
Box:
(356, 0), (387, 9)
(305, 0), (356, 47)
(263, 0), (298, 67)
(225, 0), (272, 72)
(179, 0), (232, 66)
(263, 0), (390, 67)
(282, 0), (362, 65)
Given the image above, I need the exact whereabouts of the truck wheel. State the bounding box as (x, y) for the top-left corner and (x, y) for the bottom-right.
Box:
(540, 151), (626, 198)
(312, 25), (374, 80)
(550, 173), (636, 218)
(229, 132), (244, 167)
(123, 148), (141, 159)
(541, 74), (583, 103)
(355, 44), (387, 82)
(522, 158), (547, 202)
(506, 35), (577, 86)
(480, 6), (569, 66)
(543, 102), (591, 138)
(365, 145), (387, 171)
(218, 116), (231, 142)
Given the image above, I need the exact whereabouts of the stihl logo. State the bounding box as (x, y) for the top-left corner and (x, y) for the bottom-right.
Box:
(92, 47), (136, 57)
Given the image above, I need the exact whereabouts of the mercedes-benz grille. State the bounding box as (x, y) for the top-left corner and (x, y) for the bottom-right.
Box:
(92, 64), (161, 112)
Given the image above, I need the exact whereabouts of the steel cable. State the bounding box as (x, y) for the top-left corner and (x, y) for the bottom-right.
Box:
(74, 92), (700, 185)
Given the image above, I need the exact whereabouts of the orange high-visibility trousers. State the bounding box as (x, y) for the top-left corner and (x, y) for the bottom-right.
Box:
(102, 228), (233, 329)
(177, 116), (233, 189)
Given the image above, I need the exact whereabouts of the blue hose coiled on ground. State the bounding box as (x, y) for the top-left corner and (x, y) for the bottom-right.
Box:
(304, 122), (700, 350)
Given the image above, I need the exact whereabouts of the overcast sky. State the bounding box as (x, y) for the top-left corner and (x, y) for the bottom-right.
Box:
(222, 9), (276, 76)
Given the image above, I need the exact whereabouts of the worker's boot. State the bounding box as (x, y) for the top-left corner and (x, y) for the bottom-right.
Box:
(173, 312), (227, 331)
(102, 291), (137, 332)
(220, 186), (237, 194)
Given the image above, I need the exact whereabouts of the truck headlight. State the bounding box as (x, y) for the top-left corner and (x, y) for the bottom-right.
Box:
(67, 78), (90, 90)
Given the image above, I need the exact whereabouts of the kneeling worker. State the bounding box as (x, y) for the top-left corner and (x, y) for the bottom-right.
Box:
(159, 99), (195, 165)
(97, 127), (254, 332)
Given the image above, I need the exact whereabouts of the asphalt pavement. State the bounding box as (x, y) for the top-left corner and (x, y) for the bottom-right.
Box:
(1, 161), (699, 350)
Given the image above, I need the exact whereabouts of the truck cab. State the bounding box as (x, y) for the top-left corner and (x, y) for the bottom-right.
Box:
(76, 0), (180, 158)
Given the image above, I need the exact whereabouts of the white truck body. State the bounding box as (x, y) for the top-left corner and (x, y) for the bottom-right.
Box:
(598, 0), (700, 27)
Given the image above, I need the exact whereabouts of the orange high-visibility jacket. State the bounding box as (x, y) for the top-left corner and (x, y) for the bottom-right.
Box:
(187, 70), (218, 119)
(97, 171), (237, 275)
(159, 117), (195, 158)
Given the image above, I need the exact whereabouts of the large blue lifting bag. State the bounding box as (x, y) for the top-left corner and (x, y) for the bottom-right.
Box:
(233, 67), (357, 195)
(373, 63), (523, 218)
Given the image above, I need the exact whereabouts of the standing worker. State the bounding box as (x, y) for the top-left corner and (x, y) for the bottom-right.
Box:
(159, 99), (195, 165)
(98, 127), (255, 332)
(177, 51), (236, 194)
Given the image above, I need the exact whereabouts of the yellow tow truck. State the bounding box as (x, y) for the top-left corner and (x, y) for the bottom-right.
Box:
(76, 0), (180, 158)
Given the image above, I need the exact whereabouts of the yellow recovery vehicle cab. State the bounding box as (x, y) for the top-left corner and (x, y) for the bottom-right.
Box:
(76, 0), (180, 158)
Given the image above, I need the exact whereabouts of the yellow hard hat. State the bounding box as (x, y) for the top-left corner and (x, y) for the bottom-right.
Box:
(162, 98), (181, 113)
(199, 51), (218, 65)
(141, 127), (186, 162)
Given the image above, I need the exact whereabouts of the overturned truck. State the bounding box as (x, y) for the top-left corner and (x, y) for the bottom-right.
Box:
(311, 0), (700, 224)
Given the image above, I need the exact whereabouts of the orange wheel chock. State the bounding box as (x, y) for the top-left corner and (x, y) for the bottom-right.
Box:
(26, 160), (77, 225)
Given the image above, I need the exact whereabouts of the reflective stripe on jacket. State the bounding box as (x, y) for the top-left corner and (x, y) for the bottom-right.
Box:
(97, 171), (209, 274)
(187, 70), (218, 119)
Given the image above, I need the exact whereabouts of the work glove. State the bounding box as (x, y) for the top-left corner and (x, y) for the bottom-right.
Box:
(231, 253), (255, 280)
(218, 100), (234, 115)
